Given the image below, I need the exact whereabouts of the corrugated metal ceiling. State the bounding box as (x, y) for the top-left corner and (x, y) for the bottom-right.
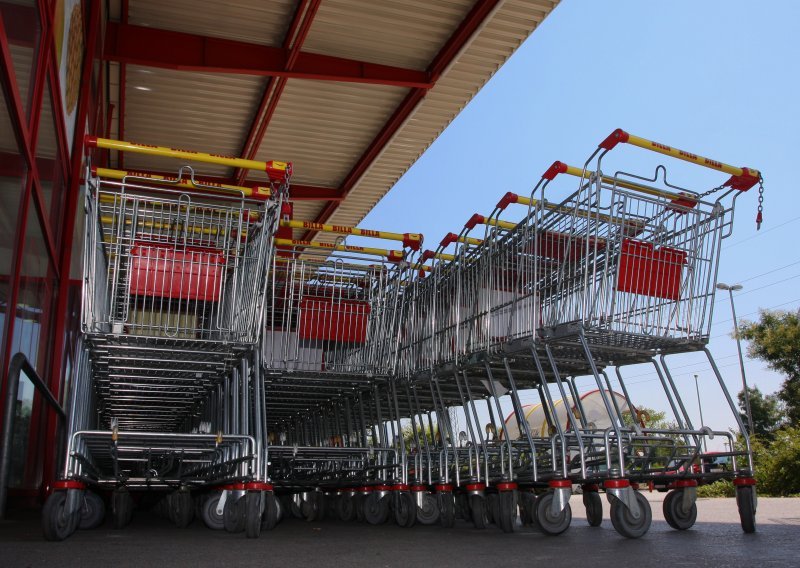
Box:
(107, 0), (560, 242)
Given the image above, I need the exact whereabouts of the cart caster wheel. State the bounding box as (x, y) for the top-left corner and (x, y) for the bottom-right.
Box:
(169, 490), (194, 528)
(274, 493), (284, 523)
(262, 493), (279, 531)
(486, 493), (498, 525)
(112, 490), (133, 529)
(535, 492), (571, 536)
(224, 494), (246, 533)
(355, 494), (366, 522)
(583, 491), (603, 527)
(520, 492), (541, 529)
(455, 492), (469, 520)
(200, 492), (225, 530)
(498, 490), (517, 533)
(395, 491), (416, 528)
(364, 492), (390, 525)
(610, 491), (651, 539)
(42, 491), (80, 541)
(79, 491), (106, 530)
(469, 494), (488, 529)
(301, 492), (323, 522)
(438, 492), (455, 528)
(663, 489), (697, 530)
(336, 494), (356, 522)
(736, 485), (757, 534)
(416, 492), (440, 525)
(314, 492), (326, 522)
(245, 492), (262, 539)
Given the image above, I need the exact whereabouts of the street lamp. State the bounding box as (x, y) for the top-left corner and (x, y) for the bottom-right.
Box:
(694, 373), (706, 452)
(716, 282), (754, 437)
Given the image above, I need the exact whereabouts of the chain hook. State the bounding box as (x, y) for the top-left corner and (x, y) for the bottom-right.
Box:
(756, 175), (765, 230)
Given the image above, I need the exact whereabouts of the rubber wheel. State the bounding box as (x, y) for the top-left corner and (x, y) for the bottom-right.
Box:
(469, 495), (488, 529)
(439, 492), (455, 528)
(535, 492), (571, 536)
(736, 486), (756, 534)
(364, 492), (390, 525)
(455, 493), (469, 520)
(301, 492), (323, 522)
(224, 494), (246, 533)
(416, 492), (440, 525)
(112, 490), (133, 529)
(275, 493), (283, 522)
(262, 493), (279, 530)
(610, 491), (652, 539)
(79, 491), (106, 530)
(355, 494), (367, 522)
(245, 492), (262, 539)
(169, 491), (194, 528)
(498, 490), (517, 533)
(200, 493), (225, 530)
(487, 493), (499, 524)
(663, 489), (697, 530)
(583, 491), (603, 527)
(518, 492), (537, 527)
(290, 496), (303, 519)
(393, 491), (416, 528)
(42, 491), (80, 541)
(336, 494), (356, 522)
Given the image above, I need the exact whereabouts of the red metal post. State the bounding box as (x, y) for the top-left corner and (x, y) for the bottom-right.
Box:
(102, 21), (432, 89)
(43, 0), (102, 493)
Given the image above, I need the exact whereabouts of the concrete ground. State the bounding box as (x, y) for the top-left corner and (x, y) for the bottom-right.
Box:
(2, 493), (799, 567)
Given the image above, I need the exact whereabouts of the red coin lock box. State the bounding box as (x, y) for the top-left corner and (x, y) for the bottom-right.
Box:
(297, 297), (370, 343)
(617, 238), (687, 300)
(129, 244), (226, 302)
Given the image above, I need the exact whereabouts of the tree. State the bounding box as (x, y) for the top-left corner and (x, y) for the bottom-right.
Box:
(739, 309), (800, 425)
(737, 386), (784, 440)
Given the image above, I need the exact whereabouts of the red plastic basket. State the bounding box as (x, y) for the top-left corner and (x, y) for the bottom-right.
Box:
(129, 244), (226, 301)
(617, 238), (687, 300)
(297, 297), (370, 343)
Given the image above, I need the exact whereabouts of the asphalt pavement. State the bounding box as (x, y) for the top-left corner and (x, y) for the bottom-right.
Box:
(2, 493), (798, 567)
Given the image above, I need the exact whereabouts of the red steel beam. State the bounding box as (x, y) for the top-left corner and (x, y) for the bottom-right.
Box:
(234, 0), (321, 186)
(103, 21), (433, 89)
(302, 0), (501, 240)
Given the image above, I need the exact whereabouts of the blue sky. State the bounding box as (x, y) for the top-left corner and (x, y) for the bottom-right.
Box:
(351, 0), (800, 441)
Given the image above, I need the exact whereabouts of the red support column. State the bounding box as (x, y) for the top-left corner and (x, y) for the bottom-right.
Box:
(42, 0), (102, 492)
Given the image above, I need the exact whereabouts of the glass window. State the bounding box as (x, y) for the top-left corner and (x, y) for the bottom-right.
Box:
(0, 74), (27, 375)
(7, 207), (57, 491)
(0, 1), (41, 120)
(35, 78), (66, 251)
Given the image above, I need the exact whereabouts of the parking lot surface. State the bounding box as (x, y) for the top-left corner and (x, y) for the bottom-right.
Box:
(2, 494), (799, 567)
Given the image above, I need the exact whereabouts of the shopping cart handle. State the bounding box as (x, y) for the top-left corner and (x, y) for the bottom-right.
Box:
(440, 233), (458, 248)
(542, 161), (569, 180)
(84, 135), (293, 183)
(598, 129), (761, 191)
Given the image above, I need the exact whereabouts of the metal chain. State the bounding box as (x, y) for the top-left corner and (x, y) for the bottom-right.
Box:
(697, 183), (726, 200)
(756, 175), (765, 230)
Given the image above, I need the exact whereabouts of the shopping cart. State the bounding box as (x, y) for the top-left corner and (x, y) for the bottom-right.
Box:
(42, 138), (288, 540)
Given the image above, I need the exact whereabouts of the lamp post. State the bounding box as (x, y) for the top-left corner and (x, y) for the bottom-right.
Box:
(716, 282), (754, 437)
(694, 373), (706, 452)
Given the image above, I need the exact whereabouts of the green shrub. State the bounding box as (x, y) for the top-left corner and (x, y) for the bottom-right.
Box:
(697, 480), (735, 498)
(754, 426), (800, 496)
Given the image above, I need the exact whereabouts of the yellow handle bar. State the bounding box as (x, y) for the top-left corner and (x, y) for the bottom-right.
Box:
(599, 129), (760, 190)
(93, 167), (271, 200)
(275, 238), (403, 262)
(279, 220), (422, 251)
(85, 136), (291, 184)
